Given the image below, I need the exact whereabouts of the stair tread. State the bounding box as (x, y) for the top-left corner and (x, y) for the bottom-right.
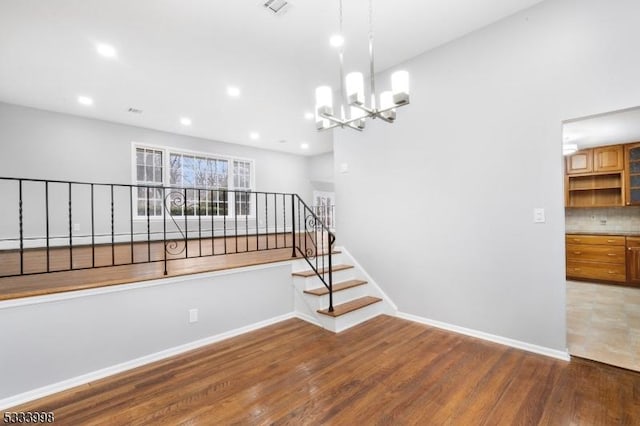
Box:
(291, 264), (353, 278)
(304, 279), (368, 296)
(317, 296), (382, 317)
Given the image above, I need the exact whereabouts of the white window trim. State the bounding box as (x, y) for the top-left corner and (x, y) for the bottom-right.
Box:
(131, 142), (256, 220)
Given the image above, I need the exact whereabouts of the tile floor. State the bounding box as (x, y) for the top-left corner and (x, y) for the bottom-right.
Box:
(567, 280), (640, 371)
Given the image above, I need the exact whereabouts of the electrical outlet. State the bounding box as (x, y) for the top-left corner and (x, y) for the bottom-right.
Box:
(189, 308), (198, 323)
(73, 223), (80, 231)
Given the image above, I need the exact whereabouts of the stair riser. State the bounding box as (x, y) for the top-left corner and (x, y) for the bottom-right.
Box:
(305, 285), (368, 309)
(319, 303), (384, 333)
(293, 269), (356, 290)
(291, 254), (344, 273)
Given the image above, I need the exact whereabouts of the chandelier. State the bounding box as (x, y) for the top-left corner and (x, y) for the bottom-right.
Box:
(315, 0), (410, 131)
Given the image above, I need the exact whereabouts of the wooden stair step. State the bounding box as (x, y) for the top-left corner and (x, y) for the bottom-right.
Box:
(317, 296), (382, 317)
(291, 264), (353, 278)
(304, 279), (367, 296)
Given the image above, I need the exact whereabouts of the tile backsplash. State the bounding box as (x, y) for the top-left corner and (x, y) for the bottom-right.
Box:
(565, 207), (640, 234)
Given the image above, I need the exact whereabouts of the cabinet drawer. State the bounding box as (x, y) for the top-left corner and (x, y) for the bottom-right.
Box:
(566, 244), (625, 264)
(565, 234), (625, 246)
(566, 261), (626, 282)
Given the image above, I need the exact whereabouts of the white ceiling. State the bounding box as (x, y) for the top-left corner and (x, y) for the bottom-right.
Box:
(563, 107), (640, 149)
(0, 0), (543, 156)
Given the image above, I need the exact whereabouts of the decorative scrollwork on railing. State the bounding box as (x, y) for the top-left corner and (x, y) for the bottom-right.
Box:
(164, 190), (187, 256)
(303, 212), (320, 260)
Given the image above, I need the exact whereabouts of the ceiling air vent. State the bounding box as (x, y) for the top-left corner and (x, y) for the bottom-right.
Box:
(127, 107), (143, 114)
(263, 0), (291, 16)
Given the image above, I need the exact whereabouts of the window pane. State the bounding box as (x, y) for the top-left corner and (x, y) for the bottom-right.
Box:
(154, 151), (162, 167)
(183, 156), (195, 186)
(169, 153), (181, 185)
(136, 149), (144, 165)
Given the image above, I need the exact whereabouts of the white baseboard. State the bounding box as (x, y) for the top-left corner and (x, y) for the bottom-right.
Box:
(0, 312), (296, 410)
(396, 312), (570, 361)
(294, 311), (322, 328)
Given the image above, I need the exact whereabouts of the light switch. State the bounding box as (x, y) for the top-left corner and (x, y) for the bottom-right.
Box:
(533, 208), (545, 223)
(189, 308), (198, 323)
(339, 163), (349, 174)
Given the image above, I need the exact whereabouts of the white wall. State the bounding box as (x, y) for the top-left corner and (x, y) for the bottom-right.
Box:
(307, 152), (334, 193)
(0, 264), (293, 401)
(334, 0), (640, 351)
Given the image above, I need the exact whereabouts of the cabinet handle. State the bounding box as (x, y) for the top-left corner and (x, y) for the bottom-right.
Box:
(574, 268), (581, 271)
(607, 253), (617, 256)
(573, 239), (581, 242)
(607, 239), (615, 243)
(608, 271), (617, 274)
(573, 251), (582, 255)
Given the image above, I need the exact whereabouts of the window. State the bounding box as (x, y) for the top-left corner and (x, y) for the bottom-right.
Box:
(135, 148), (164, 216)
(133, 144), (253, 217)
(233, 160), (252, 216)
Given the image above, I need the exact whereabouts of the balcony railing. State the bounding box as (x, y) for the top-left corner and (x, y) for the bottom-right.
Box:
(0, 176), (336, 311)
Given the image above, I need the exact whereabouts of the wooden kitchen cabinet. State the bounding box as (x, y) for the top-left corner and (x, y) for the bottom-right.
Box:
(565, 145), (625, 207)
(565, 150), (593, 175)
(566, 234), (627, 283)
(625, 142), (640, 205)
(626, 237), (640, 287)
(594, 145), (624, 172)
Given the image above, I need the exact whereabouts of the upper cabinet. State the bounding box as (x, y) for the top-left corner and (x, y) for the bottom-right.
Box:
(594, 145), (624, 172)
(625, 142), (640, 205)
(565, 144), (625, 207)
(566, 150), (593, 174)
(566, 145), (623, 175)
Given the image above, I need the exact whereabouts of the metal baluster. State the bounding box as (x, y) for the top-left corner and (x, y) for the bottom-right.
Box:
(223, 190), (227, 254)
(274, 193), (278, 248)
(245, 191), (249, 252)
(265, 192), (269, 250)
(184, 187), (188, 259)
(163, 187), (167, 275)
(290, 194), (296, 257)
(147, 186), (151, 262)
(211, 189), (215, 256)
(198, 189), (202, 257)
(299, 198), (303, 258)
(129, 186), (134, 264)
(91, 184), (95, 268)
(111, 184), (115, 266)
(255, 192), (259, 251)
(18, 180), (23, 275)
(282, 193), (286, 249)
(45, 181), (50, 272)
(68, 182), (73, 270)
(234, 191), (238, 253)
(328, 234), (334, 312)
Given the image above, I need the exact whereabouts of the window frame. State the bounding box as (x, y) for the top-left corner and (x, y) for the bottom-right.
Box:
(131, 142), (256, 220)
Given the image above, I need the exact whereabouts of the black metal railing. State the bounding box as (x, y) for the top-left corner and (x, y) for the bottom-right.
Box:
(0, 176), (335, 310)
(294, 197), (336, 312)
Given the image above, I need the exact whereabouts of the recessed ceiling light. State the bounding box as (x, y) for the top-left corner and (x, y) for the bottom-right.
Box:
(77, 96), (93, 106)
(96, 43), (117, 58)
(227, 86), (241, 97)
(329, 34), (344, 48)
(304, 112), (314, 120)
(249, 132), (260, 140)
(300, 143), (310, 150)
(278, 139), (287, 144)
(180, 117), (192, 126)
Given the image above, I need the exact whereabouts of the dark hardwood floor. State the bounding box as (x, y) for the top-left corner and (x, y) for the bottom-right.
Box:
(9, 315), (640, 425)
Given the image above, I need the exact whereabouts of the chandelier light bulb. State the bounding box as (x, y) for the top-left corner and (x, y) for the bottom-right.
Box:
(391, 70), (410, 105)
(379, 91), (394, 110)
(345, 72), (365, 105)
(315, 86), (333, 110)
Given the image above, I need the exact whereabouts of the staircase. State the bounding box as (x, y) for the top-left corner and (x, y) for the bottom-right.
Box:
(291, 249), (395, 332)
